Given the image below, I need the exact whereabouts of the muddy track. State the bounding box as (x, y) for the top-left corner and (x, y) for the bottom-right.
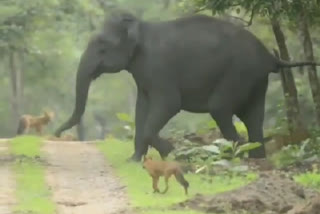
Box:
(0, 140), (15, 214)
(43, 140), (133, 214)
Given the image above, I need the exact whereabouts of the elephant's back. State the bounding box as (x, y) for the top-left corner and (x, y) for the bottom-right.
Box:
(144, 14), (276, 73)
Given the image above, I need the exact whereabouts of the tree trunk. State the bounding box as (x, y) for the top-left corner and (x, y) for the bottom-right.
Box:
(94, 113), (108, 139)
(298, 10), (320, 126)
(76, 118), (86, 141)
(162, 0), (170, 10)
(18, 52), (24, 112)
(9, 51), (23, 135)
(270, 17), (307, 139)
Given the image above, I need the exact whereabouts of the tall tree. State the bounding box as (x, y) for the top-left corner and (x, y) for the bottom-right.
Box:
(294, 0), (320, 126)
(8, 51), (24, 125)
(270, 15), (306, 136)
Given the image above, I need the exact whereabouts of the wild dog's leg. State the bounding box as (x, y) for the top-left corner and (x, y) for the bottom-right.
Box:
(24, 123), (30, 134)
(35, 125), (42, 136)
(152, 176), (160, 193)
(161, 172), (172, 194)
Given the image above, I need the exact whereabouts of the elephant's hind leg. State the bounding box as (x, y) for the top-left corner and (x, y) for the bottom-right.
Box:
(209, 103), (241, 143)
(210, 110), (240, 142)
(237, 79), (268, 158)
(208, 79), (242, 143)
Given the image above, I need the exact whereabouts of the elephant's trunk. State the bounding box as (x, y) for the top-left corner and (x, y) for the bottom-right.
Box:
(55, 53), (93, 137)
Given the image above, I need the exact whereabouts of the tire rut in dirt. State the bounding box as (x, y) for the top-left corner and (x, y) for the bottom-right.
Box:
(43, 141), (132, 214)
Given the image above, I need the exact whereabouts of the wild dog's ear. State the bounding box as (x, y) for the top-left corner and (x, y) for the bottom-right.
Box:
(43, 109), (51, 115)
(143, 155), (152, 162)
(43, 110), (54, 119)
(49, 111), (55, 119)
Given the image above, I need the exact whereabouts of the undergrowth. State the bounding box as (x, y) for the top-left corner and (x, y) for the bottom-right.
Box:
(270, 138), (320, 169)
(97, 136), (257, 214)
(294, 167), (320, 190)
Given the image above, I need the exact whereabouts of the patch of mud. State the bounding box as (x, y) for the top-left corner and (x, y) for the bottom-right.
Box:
(0, 141), (15, 214)
(0, 154), (15, 164)
(176, 172), (320, 214)
(43, 141), (134, 214)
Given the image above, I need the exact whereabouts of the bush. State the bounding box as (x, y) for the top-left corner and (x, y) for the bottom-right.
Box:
(173, 138), (261, 175)
(270, 137), (320, 169)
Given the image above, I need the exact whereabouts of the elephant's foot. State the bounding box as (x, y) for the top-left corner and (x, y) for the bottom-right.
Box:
(54, 130), (62, 137)
(237, 136), (247, 145)
(127, 152), (144, 162)
(157, 139), (174, 159)
(248, 144), (266, 159)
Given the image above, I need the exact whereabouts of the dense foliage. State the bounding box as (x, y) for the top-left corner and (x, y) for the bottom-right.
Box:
(1, 0), (320, 147)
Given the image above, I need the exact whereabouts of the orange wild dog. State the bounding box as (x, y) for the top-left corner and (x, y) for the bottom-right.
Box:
(142, 156), (189, 195)
(17, 111), (55, 135)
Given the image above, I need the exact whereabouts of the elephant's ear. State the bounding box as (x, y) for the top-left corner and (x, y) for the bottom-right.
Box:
(105, 12), (140, 45)
(117, 13), (141, 59)
(119, 13), (140, 47)
(127, 20), (139, 44)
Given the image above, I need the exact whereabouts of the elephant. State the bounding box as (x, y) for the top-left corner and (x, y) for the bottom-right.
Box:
(54, 10), (319, 161)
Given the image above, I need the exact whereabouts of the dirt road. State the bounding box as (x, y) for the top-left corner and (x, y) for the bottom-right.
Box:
(0, 140), (15, 214)
(43, 140), (133, 214)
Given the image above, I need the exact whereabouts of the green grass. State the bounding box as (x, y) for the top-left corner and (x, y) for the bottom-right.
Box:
(11, 135), (43, 157)
(294, 171), (320, 190)
(97, 136), (257, 214)
(10, 135), (56, 214)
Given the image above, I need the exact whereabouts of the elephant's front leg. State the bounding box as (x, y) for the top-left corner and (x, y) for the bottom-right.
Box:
(130, 91), (177, 162)
(140, 92), (179, 160)
(130, 90), (149, 161)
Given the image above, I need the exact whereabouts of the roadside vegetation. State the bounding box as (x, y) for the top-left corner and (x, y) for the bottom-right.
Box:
(10, 136), (56, 214)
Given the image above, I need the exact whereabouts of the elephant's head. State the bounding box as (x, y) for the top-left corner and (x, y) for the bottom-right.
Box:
(55, 11), (140, 137)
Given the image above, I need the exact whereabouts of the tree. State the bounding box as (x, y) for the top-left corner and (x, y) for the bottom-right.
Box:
(293, 0), (320, 126)
(0, 0), (105, 136)
(271, 15), (306, 137)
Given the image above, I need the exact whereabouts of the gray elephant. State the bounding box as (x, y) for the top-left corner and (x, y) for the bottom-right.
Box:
(55, 11), (319, 161)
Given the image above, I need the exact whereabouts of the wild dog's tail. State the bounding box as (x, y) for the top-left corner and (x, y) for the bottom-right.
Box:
(17, 117), (26, 135)
(174, 169), (189, 195)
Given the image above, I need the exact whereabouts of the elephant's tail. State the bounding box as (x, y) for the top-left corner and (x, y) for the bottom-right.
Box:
(276, 59), (320, 68)
(263, 136), (273, 142)
(272, 48), (320, 72)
